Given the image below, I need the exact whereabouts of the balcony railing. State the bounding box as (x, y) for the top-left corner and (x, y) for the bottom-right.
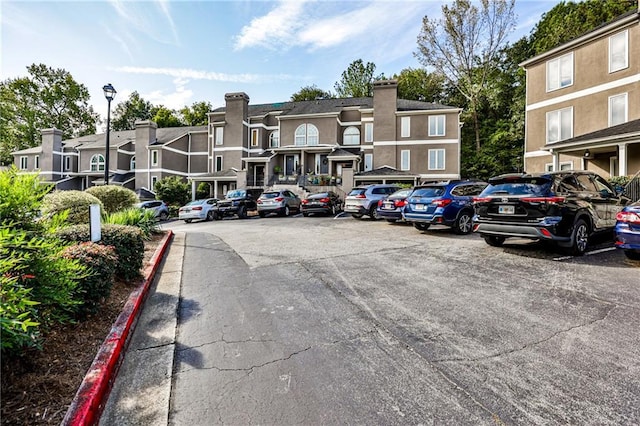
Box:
(267, 174), (341, 187)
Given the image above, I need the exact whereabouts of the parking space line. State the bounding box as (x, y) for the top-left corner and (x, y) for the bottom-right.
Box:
(553, 246), (616, 261)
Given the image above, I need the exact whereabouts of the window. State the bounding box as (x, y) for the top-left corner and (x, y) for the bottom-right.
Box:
(343, 126), (360, 145)
(428, 149), (445, 170)
(65, 156), (71, 170)
(151, 176), (158, 189)
(609, 30), (628, 73)
(364, 122), (373, 143)
(130, 156), (136, 170)
(401, 117), (410, 138)
(546, 53), (573, 91)
(90, 154), (105, 172)
(251, 129), (259, 147)
(428, 115), (446, 136)
(151, 150), (159, 166)
(269, 131), (279, 148)
(215, 155), (223, 172)
(364, 153), (373, 171)
(545, 163), (554, 172)
(295, 124), (319, 146)
(34, 155), (39, 169)
(215, 127), (224, 145)
(546, 107), (573, 143)
(401, 150), (410, 171)
(19, 156), (27, 170)
(609, 93), (627, 127)
(560, 162), (573, 171)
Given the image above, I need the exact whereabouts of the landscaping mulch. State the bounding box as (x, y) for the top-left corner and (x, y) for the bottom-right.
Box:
(1, 232), (165, 425)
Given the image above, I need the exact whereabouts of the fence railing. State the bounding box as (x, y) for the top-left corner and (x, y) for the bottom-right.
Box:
(623, 170), (640, 203)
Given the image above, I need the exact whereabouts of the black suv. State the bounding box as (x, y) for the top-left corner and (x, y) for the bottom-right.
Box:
(216, 188), (263, 219)
(473, 171), (628, 254)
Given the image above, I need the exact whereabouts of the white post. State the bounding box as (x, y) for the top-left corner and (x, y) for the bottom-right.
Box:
(618, 143), (628, 176)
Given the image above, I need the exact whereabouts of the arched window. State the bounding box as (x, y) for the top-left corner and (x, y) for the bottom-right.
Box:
(130, 156), (136, 170)
(90, 154), (105, 172)
(295, 124), (319, 146)
(269, 131), (279, 148)
(343, 126), (360, 145)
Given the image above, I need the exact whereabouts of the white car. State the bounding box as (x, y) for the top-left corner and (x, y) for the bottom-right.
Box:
(178, 198), (219, 223)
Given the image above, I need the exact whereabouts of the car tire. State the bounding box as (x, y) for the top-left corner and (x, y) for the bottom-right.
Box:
(414, 223), (430, 231)
(369, 206), (379, 220)
(331, 205), (336, 215)
(303, 212), (309, 217)
(386, 219), (397, 223)
(258, 211), (266, 218)
(184, 219), (192, 224)
(159, 211), (168, 221)
(237, 205), (247, 219)
(484, 236), (505, 247)
(282, 206), (290, 217)
(206, 211), (214, 221)
(570, 219), (589, 256)
(453, 211), (473, 235)
(624, 249), (640, 260)
(351, 213), (363, 219)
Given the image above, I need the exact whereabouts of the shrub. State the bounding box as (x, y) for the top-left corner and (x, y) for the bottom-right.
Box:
(0, 166), (53, 231)
(86, 185), (138, 215)
(57, 224), (145, 281)
(196, 182), (211, 199)
(104, 207), (159, 239)
(154, 176), (190, 207)
(41, 190), (103, 225)
(62, 242), (118, 317)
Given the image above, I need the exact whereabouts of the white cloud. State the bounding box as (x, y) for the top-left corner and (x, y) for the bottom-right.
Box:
(145, 79), (193, 110)
(107, 0), (180, 47)
(113, 66), (297, 84)
(234, 0), (308, 50)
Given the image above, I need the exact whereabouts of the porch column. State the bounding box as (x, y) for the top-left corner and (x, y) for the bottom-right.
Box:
(551, 150), (559, 171)
(618, 143), (628, 176)
(191, 180), (197, 201)
(214, 180), (218, 198)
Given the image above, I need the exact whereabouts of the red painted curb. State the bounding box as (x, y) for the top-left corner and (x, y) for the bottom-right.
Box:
(61, 230), (175, 426)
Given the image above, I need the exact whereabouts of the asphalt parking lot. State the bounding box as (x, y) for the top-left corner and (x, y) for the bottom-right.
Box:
(141, 214), (640, 424)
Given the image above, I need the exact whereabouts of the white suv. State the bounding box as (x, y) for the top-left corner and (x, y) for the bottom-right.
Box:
(344, 184), (401, 220)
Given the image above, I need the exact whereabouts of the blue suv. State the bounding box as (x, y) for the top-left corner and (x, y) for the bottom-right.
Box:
(403, 180), (487, 234)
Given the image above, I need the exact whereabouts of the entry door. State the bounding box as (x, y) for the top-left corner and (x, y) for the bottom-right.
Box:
(254, 165), (264, 186)
(285, 155), (299, 175)
(318, 154), (329, 174)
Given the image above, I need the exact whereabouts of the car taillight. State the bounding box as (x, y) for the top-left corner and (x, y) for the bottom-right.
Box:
(617, 211), (640, 223)
(320, 198), (330, 203)
(432, 199), (452, 207)
(275, 197), (284, 202)
(257, 199), (263, 204)
(521, 197), (565, 204)
(473, 197), (491, 203)
(192, 206), (203, 211)
(378, 200), (383, 207)
(355, 194), (366, 198)
(178, 208), (184, 212)
(394, 199), (407, 208)
(301, 199), (309, 204)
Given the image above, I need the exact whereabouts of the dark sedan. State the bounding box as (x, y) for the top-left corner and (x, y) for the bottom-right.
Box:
(376, 188), (413, 223)
(301, 191), (343, 217)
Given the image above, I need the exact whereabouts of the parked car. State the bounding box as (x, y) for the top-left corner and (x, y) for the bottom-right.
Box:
(257, 190), (301, 217)
(473, 171), (628, 255)
(301, 191), (343, 217)
(344, 184), (401, 219)
(135, 200), (169, 221)
(376, 188), (413, 223)
(615, 201), (640, 260)
(403, 180), (487, 234)
(216, 188), (262, 219)
(178, 198), (219, 223)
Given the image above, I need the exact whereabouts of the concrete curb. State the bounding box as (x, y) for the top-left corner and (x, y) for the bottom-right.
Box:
(61, 230), (175, 426)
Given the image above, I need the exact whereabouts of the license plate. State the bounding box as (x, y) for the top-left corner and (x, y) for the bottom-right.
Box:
(310, 202), (321, 206)
(383, 202), (393, 209)
(414, 204), (426, 211)
(498, 205), (514, 214)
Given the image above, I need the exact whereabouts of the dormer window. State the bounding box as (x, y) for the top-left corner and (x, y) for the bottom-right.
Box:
(343, 126), (360, 145)
(546, 53), (573, 91)
(295, 124), (319, 146)
(90, 154), (105, 172)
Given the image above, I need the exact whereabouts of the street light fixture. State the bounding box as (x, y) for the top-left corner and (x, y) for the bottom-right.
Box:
(102, 83), (117, 185)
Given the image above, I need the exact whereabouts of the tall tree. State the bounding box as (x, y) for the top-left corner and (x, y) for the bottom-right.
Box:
(111, 91), (153, 131)
(180, 101), (212, 126)
(415, 0), (516, 152)
(334, 59), (383, 98)
(0, 64), (98, 165)
(393, 68), (446, 103)
(290, 85), (334, 101)
(151, 105), (183, 128)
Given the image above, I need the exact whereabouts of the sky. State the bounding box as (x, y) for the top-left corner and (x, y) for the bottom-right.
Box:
(1, 0), (560, 122)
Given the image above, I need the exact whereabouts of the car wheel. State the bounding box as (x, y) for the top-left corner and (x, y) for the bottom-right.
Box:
(453, 211), (473, 235)
(369, 206), (379, 220)
(159, 211), (168, 221)
(570, 219), (589, 255)
(283, 206), (290, 217)
(351, 213), (363, 219)
(303, 212), (309, 217)
(237, 205), (247, 219)
(386, 219), (397, 223)
(624, 249), (640, 260)
(258, 211), (266, 218)
(184, 219), (192, 224)
(206, 210), (214, 221)
(414, 223), (430, 231)
(484, 236), (505, 247)
(331, 205), (336, 215)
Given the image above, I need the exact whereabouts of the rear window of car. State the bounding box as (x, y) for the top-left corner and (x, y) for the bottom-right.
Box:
(412, 186), (445, 197)
(348, 189), (366, 196)
(261, 192), (280, 199)
(482, 178), (551, 196)
(390, 189), (412, 198)
(186, 200), (205, 206)
(309, 193), (329, 199)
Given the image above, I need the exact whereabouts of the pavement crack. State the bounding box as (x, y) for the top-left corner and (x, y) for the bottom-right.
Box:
(175, 337), (276, 351)
(137, 341), (174, 351)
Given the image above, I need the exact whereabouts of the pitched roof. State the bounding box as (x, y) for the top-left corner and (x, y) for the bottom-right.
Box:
(355, 166), (417, 177)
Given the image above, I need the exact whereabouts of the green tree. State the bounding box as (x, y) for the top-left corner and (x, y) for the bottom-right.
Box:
(393, 68), (446, 102)
(334, 59), (382, 98)
(180, 101), (212, 126)
(154, 176), (190, 207)
(290, 85), (334, 101)
(416, 0), (516, 152)
(111, 91), (153, 131)
(151, 105), (183, 128)
(0, 64), (98, 165)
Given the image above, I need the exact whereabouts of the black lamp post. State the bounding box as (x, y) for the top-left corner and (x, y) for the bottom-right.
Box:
(102, 83), (117, 185)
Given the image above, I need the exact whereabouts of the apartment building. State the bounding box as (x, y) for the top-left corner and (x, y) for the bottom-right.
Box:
(521, 8), (640, 178)
(13, 80), (462, 198)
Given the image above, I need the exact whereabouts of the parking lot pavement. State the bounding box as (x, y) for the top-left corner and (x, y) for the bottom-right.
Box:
(156, 216), (639, 424)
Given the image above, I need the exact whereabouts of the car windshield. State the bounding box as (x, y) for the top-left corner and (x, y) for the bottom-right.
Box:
(348, 189), (366, 196)
(411, 187), (445, 197)
(261, 192), (280, 199)
(482, 178), (551, 196)
(226, 190), (246, 198)
(186, 200), (205, 206)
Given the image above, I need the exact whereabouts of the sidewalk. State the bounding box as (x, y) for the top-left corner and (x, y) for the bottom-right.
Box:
(99, 232), (185, 425)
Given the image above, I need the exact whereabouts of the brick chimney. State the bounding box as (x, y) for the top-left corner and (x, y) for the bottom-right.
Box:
(41, 128), (63, 181)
